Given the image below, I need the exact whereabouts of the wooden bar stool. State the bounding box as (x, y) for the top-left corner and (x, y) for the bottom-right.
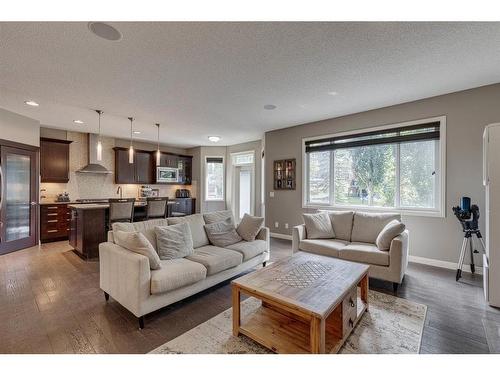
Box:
(108, 198), (135, 229)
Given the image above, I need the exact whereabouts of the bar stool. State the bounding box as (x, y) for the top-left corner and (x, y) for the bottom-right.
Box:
(108, 198), (135, 229)
(146, 197), (168, 220)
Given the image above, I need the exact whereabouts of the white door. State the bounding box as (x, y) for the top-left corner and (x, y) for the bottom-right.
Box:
(235, 165), (253, 219)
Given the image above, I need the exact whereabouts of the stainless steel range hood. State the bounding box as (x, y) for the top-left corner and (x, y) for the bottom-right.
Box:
(76, 134), (112, 174)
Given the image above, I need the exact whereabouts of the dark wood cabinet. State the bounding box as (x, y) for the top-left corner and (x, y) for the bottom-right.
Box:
(169, 198), (196, 216)
(40, 204), (70, 243)
(69, 207), (106, 259)
(114, 148), (136, 184)
(135, 150), (153, 184)
(40, 137), (72, 183)
(157, 152), (192, 185)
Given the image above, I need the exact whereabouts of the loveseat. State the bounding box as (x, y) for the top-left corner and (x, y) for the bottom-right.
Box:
(99, 210), (270, 328)
(292, 211), (408, 291)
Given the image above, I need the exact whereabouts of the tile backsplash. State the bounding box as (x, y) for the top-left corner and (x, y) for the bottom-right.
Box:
(40, 131), (191, 202)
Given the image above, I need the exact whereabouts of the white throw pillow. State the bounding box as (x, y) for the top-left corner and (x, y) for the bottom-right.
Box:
(204, 218), (242, 247)
(302, 212), (335, 239)
(236, 214), (264, 242)
(155, 222), (194, 260)
(113, 230), (162, 270)
(376, 220), (406, 250)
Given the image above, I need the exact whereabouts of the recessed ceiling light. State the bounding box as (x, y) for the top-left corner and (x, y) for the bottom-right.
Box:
(133, 131), (141, 135)
(88, 22), (122, 41)
(264, 104), (277, 110)
(73, 120), (84, 124)
(327, 91), (338, 96)
(208, 136), (221, 142)
(24, 100), (39, 107)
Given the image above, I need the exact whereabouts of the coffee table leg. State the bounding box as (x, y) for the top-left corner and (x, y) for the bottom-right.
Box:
(310, 317), (325, 354)
(360, 273), (369, 310)
(232, 285), (240, 336)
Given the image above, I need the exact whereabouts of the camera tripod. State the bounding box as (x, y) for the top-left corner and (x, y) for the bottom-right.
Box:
(456, 228), (485, 281)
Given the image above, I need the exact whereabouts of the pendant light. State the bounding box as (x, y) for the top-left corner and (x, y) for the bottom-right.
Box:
(128, 117), (134, 164)
(155, 123), (161, 165)
(95, 110), (103, 161)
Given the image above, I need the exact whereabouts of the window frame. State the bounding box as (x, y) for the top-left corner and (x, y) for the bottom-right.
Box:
(204, 155), (225, 202)
(302, 116), (446, 217)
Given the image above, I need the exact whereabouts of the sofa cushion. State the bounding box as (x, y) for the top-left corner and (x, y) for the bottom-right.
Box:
(299, 239), (348, 257)
(376, 220), (406, 250)
(186, 245), (243, 275)
(203, 210), (235, 225)
(150, 258), (207, 295)
(320, 210), (354, 241)
(302, 212), (335, 239)
(112, 218), (169, 250)
(236, 214), (264, 242)
(350, 212), (401, 243)
(226, 240), (267, 261)
(168, 214), (210, 248)
(155, 222), (194, 260)
(113, 230), (162, 270)
(204, 218), (242, 247)
(338, 242), (390, 266)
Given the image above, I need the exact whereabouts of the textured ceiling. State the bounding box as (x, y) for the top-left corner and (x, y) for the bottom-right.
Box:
(1, 22), (500, 147)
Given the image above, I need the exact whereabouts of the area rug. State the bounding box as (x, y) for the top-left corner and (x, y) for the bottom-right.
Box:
(150, 290), (427, 354)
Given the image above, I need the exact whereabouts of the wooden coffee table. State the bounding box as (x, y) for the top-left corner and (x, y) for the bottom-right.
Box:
(231, 252), (369, 354)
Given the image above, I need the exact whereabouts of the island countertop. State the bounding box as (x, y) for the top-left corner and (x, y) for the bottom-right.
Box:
(68, 201), (178, 210)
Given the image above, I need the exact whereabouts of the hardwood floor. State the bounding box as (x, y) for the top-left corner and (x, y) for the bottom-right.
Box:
(0, 238), (498, 353)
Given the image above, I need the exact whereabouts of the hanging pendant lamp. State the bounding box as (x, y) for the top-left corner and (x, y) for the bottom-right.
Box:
(128, 117), (134, 164)
(156, 123), (161, 165)
(95, 110), (103, 161)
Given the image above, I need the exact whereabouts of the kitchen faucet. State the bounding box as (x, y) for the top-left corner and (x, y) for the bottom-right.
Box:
(116, 186), (123, 199)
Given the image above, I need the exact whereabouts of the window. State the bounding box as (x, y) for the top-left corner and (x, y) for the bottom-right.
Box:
(205, 157), (224, 201)
(303, 117), (445, 216)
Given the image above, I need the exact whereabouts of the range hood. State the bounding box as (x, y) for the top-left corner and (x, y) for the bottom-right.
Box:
(76, 134), (112, 174)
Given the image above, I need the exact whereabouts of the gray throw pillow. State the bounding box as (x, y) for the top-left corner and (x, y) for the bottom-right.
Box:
(303, 212), (335, 239)
(204, 218), (242, 247)
(155, 222), (194, 260)
(236, 214), (264, 242)
(113, 230), (162, 270)
(376, 220), (406, 250)
(203, 210), (235, 225)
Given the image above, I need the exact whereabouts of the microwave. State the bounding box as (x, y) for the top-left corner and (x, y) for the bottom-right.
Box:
(157, 167), (179, 183)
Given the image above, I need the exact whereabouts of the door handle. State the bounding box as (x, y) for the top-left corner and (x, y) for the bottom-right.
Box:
(31, 202), (38, 206)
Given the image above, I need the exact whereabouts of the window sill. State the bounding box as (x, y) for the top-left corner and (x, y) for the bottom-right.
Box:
(302, 203), (445, 218)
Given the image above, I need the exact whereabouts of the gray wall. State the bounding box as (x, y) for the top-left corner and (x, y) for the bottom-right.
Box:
(265, 83), (500, 264)
(0, 108), (40, 146)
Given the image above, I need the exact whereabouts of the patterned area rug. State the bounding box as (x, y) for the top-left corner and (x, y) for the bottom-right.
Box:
(150, 290), (427, 354)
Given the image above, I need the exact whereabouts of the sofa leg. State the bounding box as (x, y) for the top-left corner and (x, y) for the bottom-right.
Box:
(104, 292), (109, 302)
(262, 261), (267, 267)
(138, 316), (145, 329)
(393, 282), (399, 294)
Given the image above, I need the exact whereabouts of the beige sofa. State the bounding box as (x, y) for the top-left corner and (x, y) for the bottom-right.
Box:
(292, 211), (408, 292)
(99, 211), (270, 328)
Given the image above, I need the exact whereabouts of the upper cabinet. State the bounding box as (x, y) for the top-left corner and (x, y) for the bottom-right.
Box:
(113, 148), (191, 185)
(40, 137), (72, 183)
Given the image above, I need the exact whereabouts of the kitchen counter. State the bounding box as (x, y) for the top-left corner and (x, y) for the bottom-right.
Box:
(68, 201), (177, 210)
(40, 201), (77, 205)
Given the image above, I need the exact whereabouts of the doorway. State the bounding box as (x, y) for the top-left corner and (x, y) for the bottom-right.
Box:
(0, 141), (39, 255)
(231, 151), (255, 221)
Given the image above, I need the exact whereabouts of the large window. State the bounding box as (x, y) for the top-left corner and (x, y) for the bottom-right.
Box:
(205, 157), (224, 201)
(304, 118), (445, 216)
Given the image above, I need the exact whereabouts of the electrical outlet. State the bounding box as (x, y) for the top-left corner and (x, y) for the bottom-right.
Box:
(270, 191), (275, 198)
(274, 222), (279, 228)
(285, 223), (289, 229)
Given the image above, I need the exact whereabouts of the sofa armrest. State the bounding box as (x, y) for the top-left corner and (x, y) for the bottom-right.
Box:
(388, 229), (409, 283)
(292, 224), (306, 253)
(256, 227), (270, 252)
(99, 242), (151, 317)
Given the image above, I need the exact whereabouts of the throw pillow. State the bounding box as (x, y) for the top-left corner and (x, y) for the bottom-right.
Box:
(236, 214), (264, 242)
(113, 231), (162, 270)
(302, 212), (335, 239)
(155, 222), (194, 260)
(204, 218), (242, 247)
(376, 220), (406, 250)
(203, 210), (235, 225)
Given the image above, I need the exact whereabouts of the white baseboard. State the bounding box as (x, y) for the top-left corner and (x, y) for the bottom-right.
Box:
(270, 232), (292, 240)
(409, 255), (483, 275)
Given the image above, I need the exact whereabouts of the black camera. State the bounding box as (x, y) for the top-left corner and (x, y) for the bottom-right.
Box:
(452, 197), (480, 232)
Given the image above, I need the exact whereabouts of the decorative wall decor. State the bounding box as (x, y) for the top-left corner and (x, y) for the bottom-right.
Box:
(273, 158), (296, 190)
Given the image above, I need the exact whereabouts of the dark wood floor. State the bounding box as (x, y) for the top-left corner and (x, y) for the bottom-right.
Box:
(0, 238), (498, 354)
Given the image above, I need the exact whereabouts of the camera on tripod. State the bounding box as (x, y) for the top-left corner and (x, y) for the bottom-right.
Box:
(452, 197), (485, 281)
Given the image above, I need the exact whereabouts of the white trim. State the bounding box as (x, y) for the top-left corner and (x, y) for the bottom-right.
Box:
(204, 155), (225, 202)
(409, 255), (483, 275)
(270, 232), (292, 240)
(302, 115), (446, 218)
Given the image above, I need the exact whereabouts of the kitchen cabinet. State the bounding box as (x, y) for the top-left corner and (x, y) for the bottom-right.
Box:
(114, 147), (153, 184)
(40, 137), (72, 183)
(135, 150), (153, 184)
(40, 203), (70, 243)
(68, 206), (106, 259)
(169, 198), (196, 216)
(157, 152), (192, 185)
